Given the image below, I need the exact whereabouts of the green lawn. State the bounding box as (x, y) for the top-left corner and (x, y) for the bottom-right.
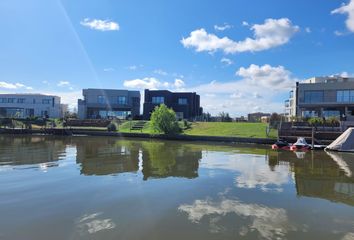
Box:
(183, 122), (277, 138)
(118, 121), (152, 133)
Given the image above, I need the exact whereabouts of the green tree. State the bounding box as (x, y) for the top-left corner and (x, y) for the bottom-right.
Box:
(150, 104), (181, 134)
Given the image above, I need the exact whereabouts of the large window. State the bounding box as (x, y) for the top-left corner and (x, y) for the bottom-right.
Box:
(118, 96), (127, 105)
(337, 90), (354, 102)
(178, 98), (188, 105)
(98, 95), (106, 104)
(42, 99), (51, 104)
(152, 96), (164, 104)
(17, 98), (25, 103)
(7, 98), (15, 103)
(0, 98), (7, 103)
(304, 91), (324, 103)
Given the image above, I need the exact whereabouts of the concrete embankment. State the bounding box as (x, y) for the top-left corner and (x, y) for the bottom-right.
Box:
(0, 128), (275, 145)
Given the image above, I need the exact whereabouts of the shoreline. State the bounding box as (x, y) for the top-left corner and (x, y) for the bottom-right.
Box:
(0, 128), (275, 145)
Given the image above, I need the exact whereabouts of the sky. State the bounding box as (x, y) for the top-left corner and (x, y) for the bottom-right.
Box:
(0, 0), (354, 116)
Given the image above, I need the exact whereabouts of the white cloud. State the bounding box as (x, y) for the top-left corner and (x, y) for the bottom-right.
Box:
(103, 68), (115, 72)
(214, 23), (232, 31)
(221, 57), (233, 66)
(57, 81), (70, 87)
(123, 77), (162, 89)
(189, 64), (297, 116)
(174, 78), (185, 88)
(236, 64), (295, 89)
(181, 18), (299, 54)
(305, 27), (311, 33)
(80, 18), (120, 31)
(332, 0), (354, 32)
(242, 21), (249, 26)
(0, 81), (33, 90)
(153, 69), (168, 76)
(127, 65), (138, 70)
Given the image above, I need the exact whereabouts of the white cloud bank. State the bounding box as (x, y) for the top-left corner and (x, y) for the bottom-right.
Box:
(0, 81), (32, 90)
(191, 64), (297, 116)
(214, 23), (232, 31)
(80, 18), (120, 31)
(332, 0), (354, 32)
(123, 77), (185, 90)
(181, 18), (299, 54)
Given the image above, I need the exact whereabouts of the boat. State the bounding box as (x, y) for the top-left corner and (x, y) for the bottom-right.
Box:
(325, 127), (354, 152)
(290, 137), (312, 151)
(271, 139), (291, 150)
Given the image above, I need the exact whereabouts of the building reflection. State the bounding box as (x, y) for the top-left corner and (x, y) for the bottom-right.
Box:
(141, 141), (201, 180)
(75, 139), (202, 179)
(0, 135), (68, 167)
(75, 138), (140, 176)
(269, 150), (354, 206)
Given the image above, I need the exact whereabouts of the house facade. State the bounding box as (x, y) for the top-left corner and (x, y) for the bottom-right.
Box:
(78, 89), (140, 119)
(143, 89), (202, 120)
(0, 94), (62, 118)
(285, 76), (354, 121)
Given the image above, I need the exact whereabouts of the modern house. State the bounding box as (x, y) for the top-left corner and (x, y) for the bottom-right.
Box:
(247, 112), (271, 122)
(143, 89), (202, 120)
(0, 93), (62, 118)
(285, 76), (354, 121)
(78, 89), (140, 119)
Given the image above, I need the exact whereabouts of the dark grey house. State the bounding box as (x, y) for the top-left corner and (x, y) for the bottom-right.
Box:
(78, 89), (140, 119)
(143, 89), (202, 120)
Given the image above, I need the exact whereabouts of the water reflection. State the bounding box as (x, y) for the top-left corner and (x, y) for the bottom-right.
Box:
(75, 138), (140, 176)
(1, 136), (354, 240)
(179, 196), (298, 239)
(0, 135), (68, 168)
(269, 150), (354, 206)
(141, 141), (201, 180)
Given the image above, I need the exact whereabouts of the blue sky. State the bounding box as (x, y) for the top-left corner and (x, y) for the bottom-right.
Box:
(0, 0), (354, 115)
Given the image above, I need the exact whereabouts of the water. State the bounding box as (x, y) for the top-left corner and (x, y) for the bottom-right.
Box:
(0, 135), (353, 240)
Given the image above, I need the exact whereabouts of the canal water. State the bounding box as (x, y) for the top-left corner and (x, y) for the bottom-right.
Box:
(0, 135), (353, 240)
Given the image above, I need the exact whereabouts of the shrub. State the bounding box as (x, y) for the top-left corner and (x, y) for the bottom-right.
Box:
(107, 122), (118, 132)
(308, 117), (324, 126)
(150, 104), (181, 134)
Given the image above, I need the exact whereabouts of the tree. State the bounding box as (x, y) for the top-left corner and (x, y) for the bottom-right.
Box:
(269, 112), (281, 128)
(150, 104), (181, 134)
(219, 112), (232, 122)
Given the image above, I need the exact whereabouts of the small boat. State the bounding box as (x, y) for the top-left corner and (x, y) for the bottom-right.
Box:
(290, 137), (312, 151)
(272, 139), (291, 150)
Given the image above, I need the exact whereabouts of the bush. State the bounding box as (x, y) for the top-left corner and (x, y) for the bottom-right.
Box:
(308, 117), (324, 126)
(150, 104), (181, 134)
(107, 122), (118, 132)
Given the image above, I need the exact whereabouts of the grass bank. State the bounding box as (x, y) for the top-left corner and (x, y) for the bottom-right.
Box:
(183, 122), (277, 138)
(118, 121), (277, 139)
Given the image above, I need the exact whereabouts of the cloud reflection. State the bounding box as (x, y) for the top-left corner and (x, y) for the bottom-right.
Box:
(179, 197), (296, 239)
(77, 212), (116, 235)
(201, 153), (290, 192)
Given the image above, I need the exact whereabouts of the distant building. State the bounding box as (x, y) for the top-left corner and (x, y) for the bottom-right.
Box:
(247, 112), (271, 122)
(78, 89), (140, 119)
(0, 93), (62, 118)
(285, 76), (354, 121)
(143, 89), (202, 120)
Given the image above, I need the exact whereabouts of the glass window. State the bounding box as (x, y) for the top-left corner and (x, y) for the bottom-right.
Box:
(152, 96), (164, 104)
(0, 98), (7, 103)
(98, 95), (106, 104)
(337, 90), (354, 102)
(304, 91), (323, 103)
(17, 98), (25, 103)
(42, 99), (51, 104)
(7, 98), (15, 103)
(178, 98), (188, 105)
(118, 96), (127, 104)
